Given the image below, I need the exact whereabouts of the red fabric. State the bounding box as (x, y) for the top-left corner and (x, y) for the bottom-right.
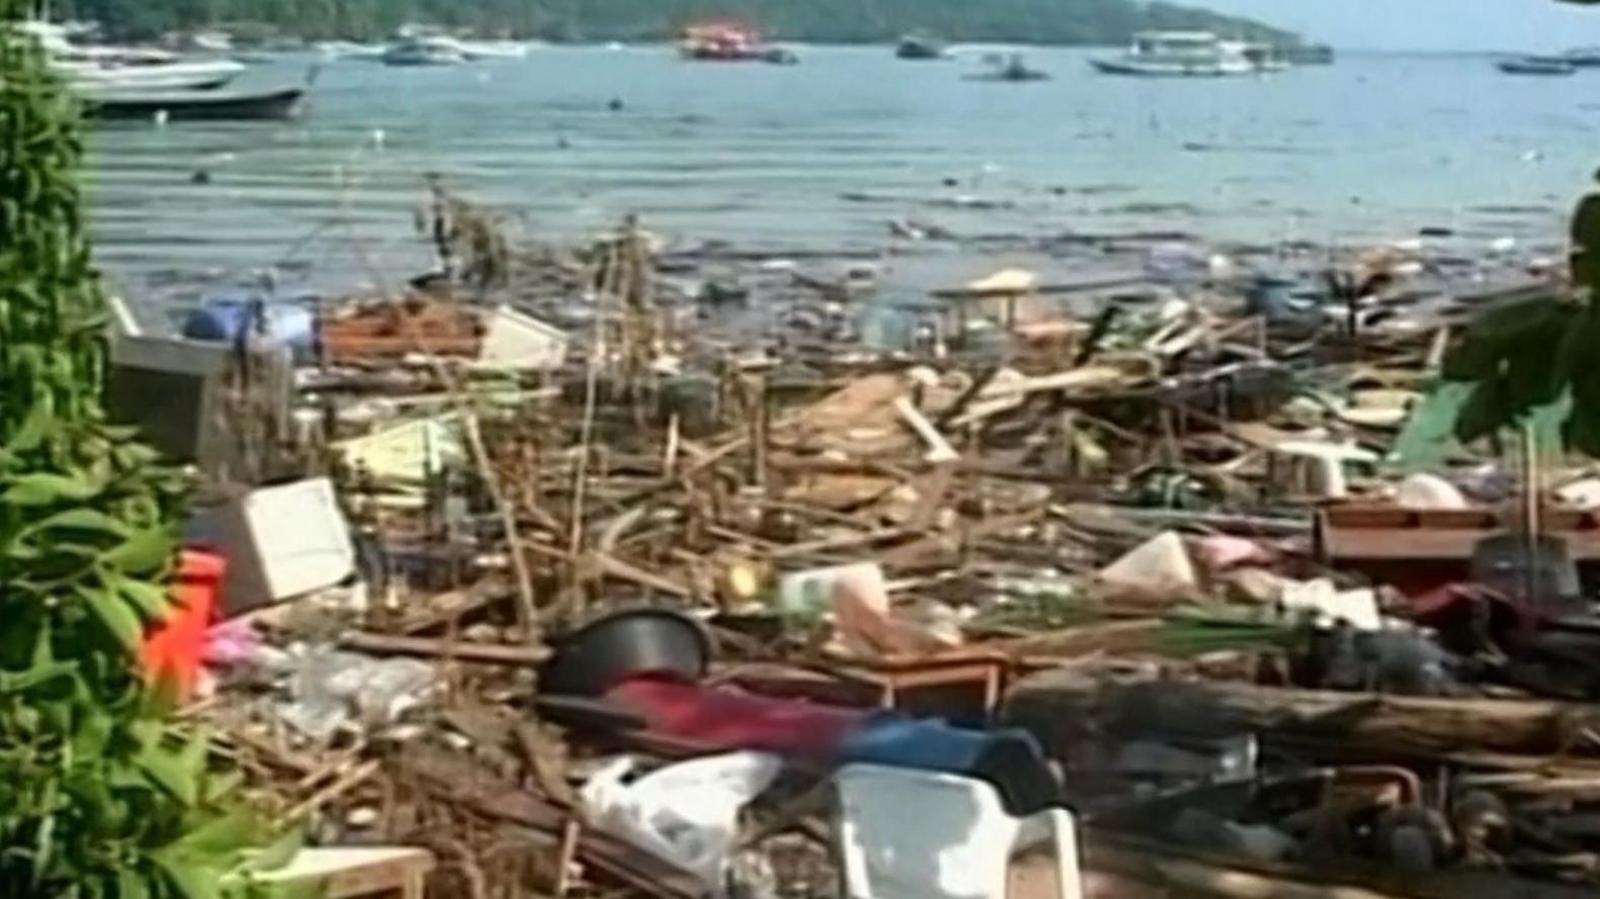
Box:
(140, 550), (226, 700)
(606, 674), (866, 758)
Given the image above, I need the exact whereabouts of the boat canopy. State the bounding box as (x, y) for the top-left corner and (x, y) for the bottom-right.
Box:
(1132, 31), (1221, 46)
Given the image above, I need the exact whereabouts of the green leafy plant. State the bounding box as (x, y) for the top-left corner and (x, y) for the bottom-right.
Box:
(0, 6), (286, 895)
(1436, 174), (1600, 454)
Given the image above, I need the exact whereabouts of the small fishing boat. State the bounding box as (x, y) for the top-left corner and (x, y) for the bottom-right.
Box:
(1497, 55), (1578, 76)
(1564, 46), (1600, 67)
(896, 32), (947, 60)
(762, 46), (799, 65)
(1090, 31), (1260, 77)
(966, 52), (1050, 82)
(85, 85), (307, 121)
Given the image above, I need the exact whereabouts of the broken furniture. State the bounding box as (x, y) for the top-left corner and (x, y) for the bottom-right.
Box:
(107, 331), (294, 482)
(823, 649), (1013, 721)
(186, 477), (357, 616)
(836, 763), (1082, 899)
(1317, 505), (1600, 597)
(256, 847), (435, 898)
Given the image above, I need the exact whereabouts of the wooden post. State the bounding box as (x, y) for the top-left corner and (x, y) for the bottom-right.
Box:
(748, 376), (769, 489)
(1522, 419), (1541, 607)
(663, 413), (681, 479)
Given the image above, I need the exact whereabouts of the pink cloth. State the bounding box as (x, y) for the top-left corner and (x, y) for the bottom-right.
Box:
(607, 674), (866, 759)
(1194, 535), (1271, 572)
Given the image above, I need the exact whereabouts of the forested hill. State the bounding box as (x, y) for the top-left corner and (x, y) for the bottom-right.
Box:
(62, 0), (1299, 46)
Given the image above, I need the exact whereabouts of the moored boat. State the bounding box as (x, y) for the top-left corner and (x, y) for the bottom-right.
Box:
(1285, 43), (1335, 65)
(1090, 31), (1262, 77)
(896, 32), (947, 60)
(457, 39), (528, 60)
(84, 85), (307, 121)
(1497, 55), (1578, 76)
(966, 52), (1050, 82)
(1564, 46), (1600, 67)
(14, 19), (246, 90)
(679, 21), (770, 61)
(382, 35), (467, 66)
(57, 56), (246, 90)
(316, 40), (386, 61)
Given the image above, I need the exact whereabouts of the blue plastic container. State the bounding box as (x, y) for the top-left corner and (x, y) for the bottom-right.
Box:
(181, 293), (317, 363)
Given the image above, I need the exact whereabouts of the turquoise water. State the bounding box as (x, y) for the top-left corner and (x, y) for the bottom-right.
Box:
(84, 45), (1598, 315)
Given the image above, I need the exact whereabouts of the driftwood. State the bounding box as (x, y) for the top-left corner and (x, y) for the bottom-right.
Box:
(1003, 669), (1600, 762)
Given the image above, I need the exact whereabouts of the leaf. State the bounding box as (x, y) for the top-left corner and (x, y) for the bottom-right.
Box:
(1573, 191), (1600, 292)
(117, 578), (172, 619)
(3, 401), (52, 456)
(70, 706), (114, 761)
(136, 743), (200, 806)
(171, 809), (258, 858)
(151, 851), (224, 899)
(1455, 376), (1513, 444)
(1567, 403), (1600, 457)
(117, 867), (152, 899)
(1504, 314), (1573, 413)
(203, 772), (244, 805)
(25, 507), (129, 538)
(77, 584), (143, 651)
(241, 826), (303, 875)
(100, 527), (174, 574)
(177, 730), (209, 786)
(3, 472), (98, 506)
(0, 660), (76, 694)
(1443, 297), (1576, 384)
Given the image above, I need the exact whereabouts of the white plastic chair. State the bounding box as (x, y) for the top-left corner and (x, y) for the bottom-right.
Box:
(834, 764), (1083, 899)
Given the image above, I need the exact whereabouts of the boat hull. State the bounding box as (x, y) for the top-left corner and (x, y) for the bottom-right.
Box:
(86, 87), (307, 121)
(1089, 57), (1256, 77)
(459, 41), (528, 60)
(381, 51), (464, 66)
(1497, 59), (1576, 76)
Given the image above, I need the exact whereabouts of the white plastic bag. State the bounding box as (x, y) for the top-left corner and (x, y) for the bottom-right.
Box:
(580, 751), (783, 895)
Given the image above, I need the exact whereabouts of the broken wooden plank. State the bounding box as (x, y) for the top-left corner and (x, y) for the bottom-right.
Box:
(1004, 669), (1600, 762)
(339, 632), (550, 667)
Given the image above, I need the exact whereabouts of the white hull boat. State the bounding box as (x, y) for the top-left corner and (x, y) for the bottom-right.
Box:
(14, 20), (246, 90)
(317, 40), (386, 61)
(58, 57), (246, 91)
(459, 40), (528, 60)
(382, 36), (466, 66)
(1091, 31), (1268, 77)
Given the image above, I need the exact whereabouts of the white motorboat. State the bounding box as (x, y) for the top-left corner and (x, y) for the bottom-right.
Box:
(458, 39), (528, 60)
(185, 29), (233, 53)
(1090, 31), (1263, 77)
(15, 20), (246, 90)
(381, 35), (467, 66)
(56, 56), (247, 90)
(316, 40), (386, 61)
